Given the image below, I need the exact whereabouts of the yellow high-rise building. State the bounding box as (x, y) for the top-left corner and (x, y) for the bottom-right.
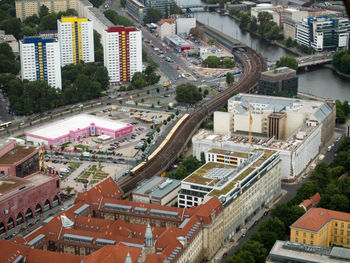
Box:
(15, 0), (76, 21)
(290, 208), (350, 247)
(57, 16), (94, 66)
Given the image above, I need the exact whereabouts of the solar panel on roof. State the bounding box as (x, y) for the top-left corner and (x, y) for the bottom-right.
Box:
(149, 209), (178, 218)
(95, 238), (116, 246)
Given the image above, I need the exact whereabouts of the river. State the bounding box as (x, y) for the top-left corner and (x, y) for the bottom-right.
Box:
(176, 0), (350, 101)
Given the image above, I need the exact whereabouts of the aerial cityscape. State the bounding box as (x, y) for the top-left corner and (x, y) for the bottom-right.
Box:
(0, 0), (349, 262)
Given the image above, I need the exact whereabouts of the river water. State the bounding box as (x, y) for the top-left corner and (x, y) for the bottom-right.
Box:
(176, 0), (350, 101)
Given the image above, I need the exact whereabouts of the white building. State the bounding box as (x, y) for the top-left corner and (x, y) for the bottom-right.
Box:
(158, 19), (176, 40)
(176, 17), (196, 35)
(193, 94), (335, 180)
(179, 148), (281, 240)
(57, 16), (94, 66)
(20, 37), (61, 89)
(251, 5), (281, 26)
(102, 26), (142, 83)
(296, 16), (350, 51)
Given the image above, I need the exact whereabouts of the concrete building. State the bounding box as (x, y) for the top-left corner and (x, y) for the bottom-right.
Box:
(179, 148), (281, 240)
(132, 177), (181, 206)
(102, 26), (142, 83)
(267, 240), (350, 263)
(164, 35), (195, 52)
(85, 7), (114, 39)
(251, 5), (282, 26)
(58, 16), (94, 66)
(176, 17), (196, 35)
(0, 30), (19, 54)
(296, 16), (350, 51)
(20, 37), (62, 89)
(258, 67), (298, 97)
(158, 19), (176, 40)
(126, 0), (174, 25)
(25, 114), (133, 146)
(193, 94), (335, 180)
(290, 208), (350, 248)
(15, 0), (76, 20)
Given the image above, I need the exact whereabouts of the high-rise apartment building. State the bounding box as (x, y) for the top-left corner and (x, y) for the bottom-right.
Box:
(58, 17), (94, 67)
(102, 26), (142, 83)
(296, 16), (350, 51)
(15, 0), (76, 21)
(20, 37), (62, 89)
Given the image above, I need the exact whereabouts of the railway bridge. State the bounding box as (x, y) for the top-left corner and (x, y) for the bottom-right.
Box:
(117, 25), (266, 197)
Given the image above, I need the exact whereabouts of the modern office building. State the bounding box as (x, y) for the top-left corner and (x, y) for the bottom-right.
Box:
(290, 208), (350, 248)
(267, 240), (350, 263)
(58, 16), (94, 66)
(296, 16), (350, 51)
(102, 26), (142, 83)
(20, 37), (62, 89)
(132, 177), (181, 206)
(193, 94), (335, 180)
(126, 0), (174, 24)
(258, 67), (298, 97)
(179, 148), (282, 240)
(15, 0), (76, 21)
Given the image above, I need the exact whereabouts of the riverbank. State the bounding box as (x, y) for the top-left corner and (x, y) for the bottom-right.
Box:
(323, 64), (350, 80)
(221, 11), (305, 57)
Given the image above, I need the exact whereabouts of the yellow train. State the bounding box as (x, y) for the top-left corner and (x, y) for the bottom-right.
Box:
(130, 113), (189, 175)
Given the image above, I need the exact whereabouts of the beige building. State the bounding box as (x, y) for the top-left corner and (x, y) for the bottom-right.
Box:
(15, 0), (76, 21)
(0, 31), (19, 53)
(179, 148), (282, 240)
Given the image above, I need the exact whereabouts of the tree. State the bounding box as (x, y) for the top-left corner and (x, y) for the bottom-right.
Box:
(200, 152), (206, 164)
(249, 16), (258, 32)
(144, 8), (162, 24)
(286, 37), (293, 48)
(226, 72), (234, 85)
(276, 56), (298, 70)
(120, 0), (126, 8)
(296, 181), (316, 200)
(39, 13), (58, 31)
(258, 11), (273, 27)
(202, 56), (221, 68)
(223, 57), (235, 68)
(240, 13), (251, 29)
(0, 43), (20, 74)
(175, 83), (202, 105)
(258, 217), (285, 239)
(333, 50), (350, 74)
(39, 5), (49, 18)
(104, 10), (133, 27)
(328, 194), (350, 212)
(93, 30), (103, 62)
(1, 17), (22, 39)
(271, 203), (305, 228)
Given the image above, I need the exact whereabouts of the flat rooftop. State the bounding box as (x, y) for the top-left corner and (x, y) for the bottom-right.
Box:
(268, 240), (350, 263)
(26, 114), (130, 140)
(261, 67), (296, 77)
(208, 149), (249, 158)
(0, 173), (53, 199)
(0, 145), (37, 164)
(184, 148), (277, 197)
(134, 177), (181, 198)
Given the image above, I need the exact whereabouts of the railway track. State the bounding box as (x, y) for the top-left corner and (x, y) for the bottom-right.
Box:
(118, 29), (266, 195)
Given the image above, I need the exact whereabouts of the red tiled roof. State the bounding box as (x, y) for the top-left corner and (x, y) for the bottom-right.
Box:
(291, 208), (350, 232)
(299, 192), (321, 211)
(84, 243), (142, 263)
(75, 177), (123, 204)
(188, 197), (223, 224)
(145, 254), (167, 263)
(0, 240), (30, 263)
(159, 19), (175, 25)
(26, 248), (83, 263)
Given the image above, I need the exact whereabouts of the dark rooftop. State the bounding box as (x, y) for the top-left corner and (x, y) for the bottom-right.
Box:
(0, 145), (37, 164)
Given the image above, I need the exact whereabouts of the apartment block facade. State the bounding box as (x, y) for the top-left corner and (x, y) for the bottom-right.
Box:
(102, 26), (142, 83)
(15, 0), (76, 21)
(20, 37), (62, 89)
(58, 17), (94, 67)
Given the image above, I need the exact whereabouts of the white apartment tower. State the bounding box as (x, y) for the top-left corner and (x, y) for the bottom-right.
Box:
(57, 16), (94, 67)
(102, 26), (142, 83)
(20, 37), (62, 89)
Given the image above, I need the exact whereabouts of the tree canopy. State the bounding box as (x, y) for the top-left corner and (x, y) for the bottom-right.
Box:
(0, 42), (19, 74)
(276, 56), (298, 70)
(104, 10), (133, 27)
(333, 50), (350, 74)
(175, 83), (202, 105)
(144, 8), (162, 24)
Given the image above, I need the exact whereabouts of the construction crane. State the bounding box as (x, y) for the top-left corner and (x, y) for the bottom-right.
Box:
(248, 99), (253, 148)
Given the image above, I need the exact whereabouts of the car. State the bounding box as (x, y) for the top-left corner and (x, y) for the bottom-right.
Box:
(107, 102), (111, 105)
(327, 146), (332, 152)
(222, 253), (228, 259)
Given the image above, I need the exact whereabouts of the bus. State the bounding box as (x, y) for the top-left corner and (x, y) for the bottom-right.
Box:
(0, 122), (12, 130)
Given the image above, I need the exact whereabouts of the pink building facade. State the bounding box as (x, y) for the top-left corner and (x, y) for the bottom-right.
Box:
(26, 121), (133, 147)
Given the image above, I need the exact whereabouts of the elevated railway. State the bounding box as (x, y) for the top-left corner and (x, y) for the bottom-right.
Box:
(117, 25), (266, 196)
